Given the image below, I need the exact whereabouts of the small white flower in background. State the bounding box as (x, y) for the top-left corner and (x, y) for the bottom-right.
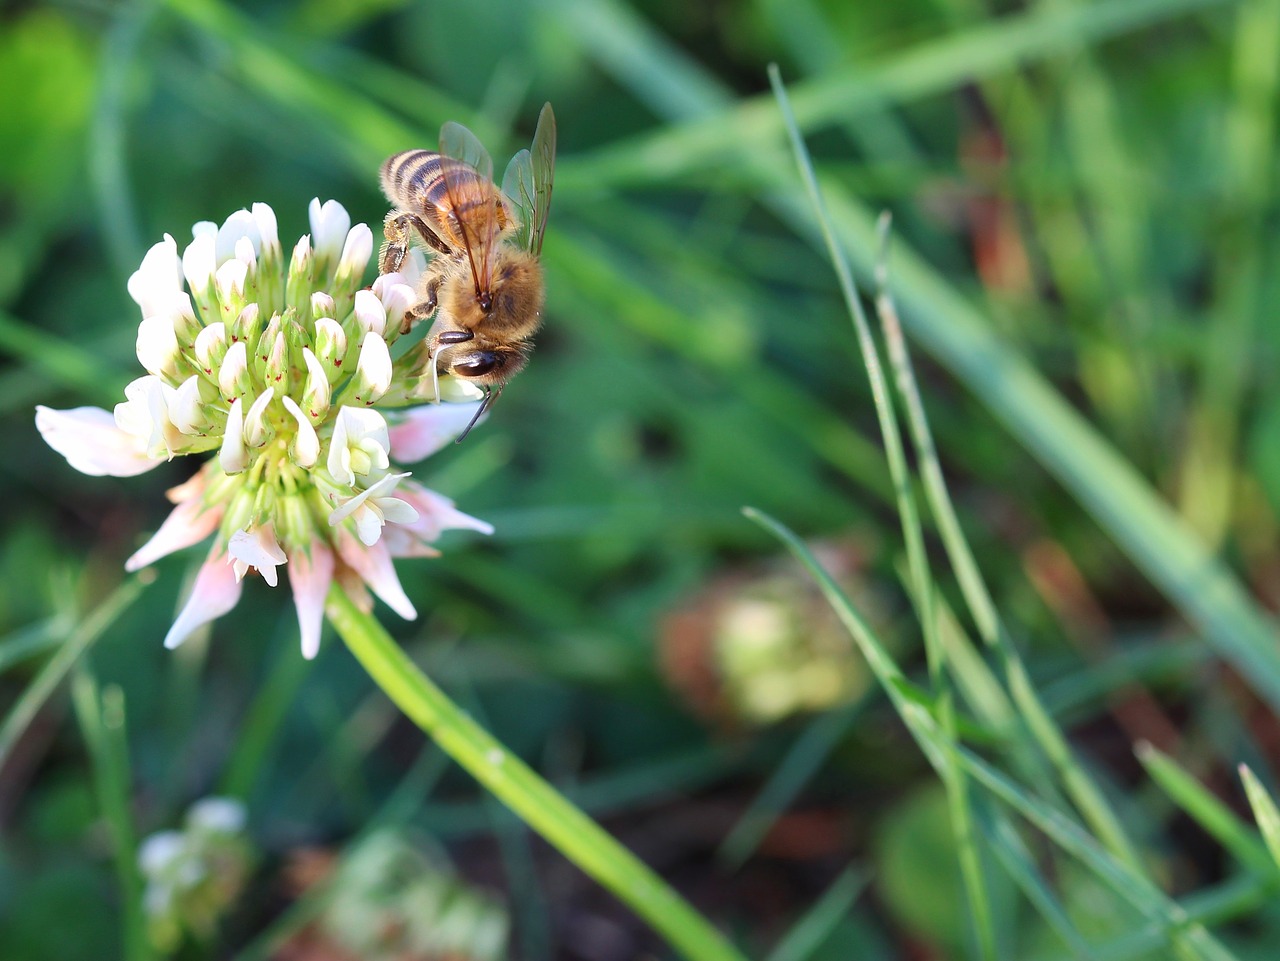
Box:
(138, 796), (254, 953)
(36, 200), (492, 658)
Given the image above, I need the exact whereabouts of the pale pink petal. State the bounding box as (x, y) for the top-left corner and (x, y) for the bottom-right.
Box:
(398, 481), (495, 539)
(387, 403), (484, 462)
(288, 541), (334, 659)
(36, 406), (163, 477)
(125, 494), (223, 572)
(227, 524), (287, 587)
(335, 532), (416, 620)
(163, 550), (244, 650)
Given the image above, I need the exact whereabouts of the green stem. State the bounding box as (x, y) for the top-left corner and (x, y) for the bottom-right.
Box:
(325, 587), (748, 961)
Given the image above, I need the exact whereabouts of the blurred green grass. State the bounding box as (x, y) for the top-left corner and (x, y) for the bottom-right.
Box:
(5, 0), (1280, 958)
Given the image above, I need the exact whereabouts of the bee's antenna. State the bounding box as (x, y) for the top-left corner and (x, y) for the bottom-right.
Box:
(455, 386), (500, 444)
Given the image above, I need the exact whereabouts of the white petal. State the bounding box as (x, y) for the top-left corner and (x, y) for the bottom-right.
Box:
(138, 831), (186, 875)
(288, 541), (334, 659)
(308, 198), (350, 264)
(194, 322), (227, 374)
(233, 234), (257, 272)
(329, 471), (408, 526)
(125, 487), (222, 572)
(355, 331), (392, 401)
(127, 235), (182, 318)
(251, 203), (279, 254)
(216, 209), (260, 264)
(219, 398), (247, 473)
(334, 533), (416, 620)
(353, 289), (386, 335)
(327, 407), (390, 487)
(227, 525), (286, 588)
(218, 341), (248, 399)
(115, 376), (175, 458)
(243, 387), (274, 448)
(289, 234), (312, 277)
(214, 258), (247, 302)
(136, 315), (180, 378)
(163, 550), (244, 650)
(301, 347), (330, 418)
(338, 223), (373, 277)
(437, 376), (487, 403)
(376, 497), (418, 525)
(376, 281), (417, 334)
(166, 376), (205, 434)
(312, 317), (347, 368)
(182, 230), (217, 292)
(36, 406), (162, 477)
(310, 292), (335, 320)
(387, 402), (484, 462)
(186, 797), (246, 834)
(281, 396), (319, 467)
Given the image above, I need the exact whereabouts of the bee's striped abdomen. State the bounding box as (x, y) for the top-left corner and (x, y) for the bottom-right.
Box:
(381, 150), (514, 240)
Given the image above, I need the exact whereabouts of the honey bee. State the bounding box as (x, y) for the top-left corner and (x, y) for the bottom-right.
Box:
(378, 103), (556, 439)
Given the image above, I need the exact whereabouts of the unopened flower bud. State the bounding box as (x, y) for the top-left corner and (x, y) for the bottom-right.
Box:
(231, 303), (261, 348)
(137, 315), (181, 380)
(308, 198), (350, 267)
(215, 258), (248, 318)
(375, 279), (417, 335)
(352, 331), (392, 406)
(334, 223), (373, 291)
(286, 235), (314, 309)
(310, 292), (335, 323)
(281, 396), (319, 468)
(264, 331), (288, 392)
(313, 317), (347, 372)
(233, 235), (257, 273)
(243, 387), (275, 448)
(353, 289), (386, 336)
(301, 348), (330, 422)
(194, 323), (227, 375)
(219, 398), (247, 473)
(218, 341), (250, 400)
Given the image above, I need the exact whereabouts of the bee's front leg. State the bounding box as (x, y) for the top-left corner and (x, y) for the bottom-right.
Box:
(380, 211), (452, 275)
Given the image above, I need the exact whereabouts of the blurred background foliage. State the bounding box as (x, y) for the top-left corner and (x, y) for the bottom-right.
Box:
(4, 0), (1280, 958)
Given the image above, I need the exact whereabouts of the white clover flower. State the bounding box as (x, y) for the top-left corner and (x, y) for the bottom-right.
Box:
(38, 200), (492, 659)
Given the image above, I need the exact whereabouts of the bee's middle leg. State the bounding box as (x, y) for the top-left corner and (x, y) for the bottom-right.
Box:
(401, 274), (445, 334)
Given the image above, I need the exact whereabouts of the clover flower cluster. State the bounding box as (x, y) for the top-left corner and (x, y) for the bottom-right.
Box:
(138, 798), (254, 953)
(37, 200), (491, 656)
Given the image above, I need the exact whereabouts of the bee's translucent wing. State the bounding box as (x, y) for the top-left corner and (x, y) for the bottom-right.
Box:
(501, 148), (535, 254)
(527, 103), (556, 256)
(438, 121), (502, 301)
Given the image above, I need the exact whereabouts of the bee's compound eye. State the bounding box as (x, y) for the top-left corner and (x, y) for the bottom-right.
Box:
(453, 352), (498, 377)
